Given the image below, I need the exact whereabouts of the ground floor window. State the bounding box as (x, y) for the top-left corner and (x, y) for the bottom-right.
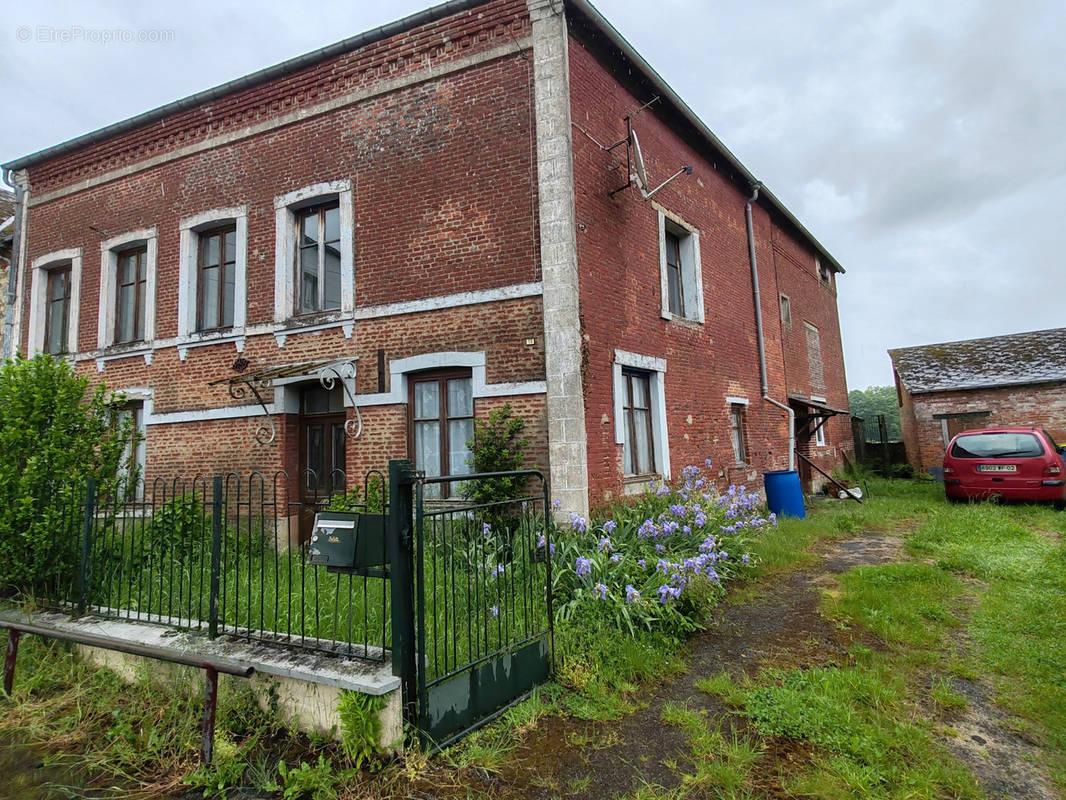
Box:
(409, 370), (473, 498)
(730, 404), (747, 463)
(622, 369), (655, 477)
(814, 414), (827, 447)
(117, 401), (146, 500)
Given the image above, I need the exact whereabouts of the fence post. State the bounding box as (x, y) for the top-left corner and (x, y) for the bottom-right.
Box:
(77, 477), (96, 615)
(878, 414), (890, 477)
(208, 476), (223, 639)
(387, 459), (418, 726)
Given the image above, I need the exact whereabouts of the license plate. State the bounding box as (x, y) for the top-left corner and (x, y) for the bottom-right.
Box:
(978, 464), (1017, 473)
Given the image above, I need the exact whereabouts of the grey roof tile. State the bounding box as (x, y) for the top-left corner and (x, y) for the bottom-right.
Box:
(889, 327), (1066, 394)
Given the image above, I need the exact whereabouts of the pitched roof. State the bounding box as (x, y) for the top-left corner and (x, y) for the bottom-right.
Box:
(889, 328), (1066, 394)
(0, 0), (844, 275)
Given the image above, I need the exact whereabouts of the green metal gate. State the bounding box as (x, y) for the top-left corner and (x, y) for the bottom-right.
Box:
(387, 460), (553, 749)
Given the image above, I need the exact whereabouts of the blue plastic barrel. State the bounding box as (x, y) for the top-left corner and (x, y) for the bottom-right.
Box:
(763, 469), (805, 518)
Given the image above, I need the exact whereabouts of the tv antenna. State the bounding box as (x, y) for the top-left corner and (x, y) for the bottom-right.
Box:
(609, 116), (692, 200)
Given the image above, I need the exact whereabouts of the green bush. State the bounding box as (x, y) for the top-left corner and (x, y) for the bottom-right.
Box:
(0, 354), (132, 596)
(462, 404), (529, 507)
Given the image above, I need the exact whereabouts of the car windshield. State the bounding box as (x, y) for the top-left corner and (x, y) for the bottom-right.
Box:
(951, 432), (1044, 459)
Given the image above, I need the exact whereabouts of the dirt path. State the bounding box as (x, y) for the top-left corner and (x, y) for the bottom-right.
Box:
(422, 530), (906, 800)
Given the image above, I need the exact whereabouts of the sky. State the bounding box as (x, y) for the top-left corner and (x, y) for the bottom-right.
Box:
(2, 0), (1064, 390)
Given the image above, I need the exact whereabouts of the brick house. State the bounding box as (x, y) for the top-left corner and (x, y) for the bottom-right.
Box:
(3, 0), (851, 517)
(889, 328), (1066, 473)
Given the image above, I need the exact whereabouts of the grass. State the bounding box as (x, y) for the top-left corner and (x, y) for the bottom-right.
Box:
(7, 475), (1066, 798)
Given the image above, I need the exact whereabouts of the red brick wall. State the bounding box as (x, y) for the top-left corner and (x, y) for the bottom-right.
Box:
(772, 225), (852, 487)
(900, 381), (1066, 471)
(28, 0), (532, 196)
(16, 0), (548, 486)
(567, 35), (850, 503)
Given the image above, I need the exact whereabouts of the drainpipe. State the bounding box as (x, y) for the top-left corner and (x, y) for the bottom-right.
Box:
(2, 168), (27, 361)
(746, 183), (795, 471)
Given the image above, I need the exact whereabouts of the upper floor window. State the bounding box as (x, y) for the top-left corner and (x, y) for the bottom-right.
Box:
(198, 224), (237, 331)
(657, 209), (704, 323)
(98, 228), (157, 351)
(273, 181), (354, 324)
(29, 248), (82, 357)
(115, 247), (147, 344)
(779, 294), (792, 329)
(178, 207), (248, 344)
(297, 203), (342, 314)
(817, 257), (832, 285)
(44, 265), (72, 354)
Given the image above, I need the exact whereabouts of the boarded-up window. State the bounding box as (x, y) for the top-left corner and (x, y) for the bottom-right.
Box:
(805, 323), (825, 393)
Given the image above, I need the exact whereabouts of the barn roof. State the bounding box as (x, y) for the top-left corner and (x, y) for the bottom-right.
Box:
(889, 327), (1066, 395)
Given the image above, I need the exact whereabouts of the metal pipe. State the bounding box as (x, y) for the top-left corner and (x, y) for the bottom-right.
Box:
(201, 666), (218, 764)
(745, 183), (795, 471)
(0, 621), (254, 677)
(2, 168), (26, 361)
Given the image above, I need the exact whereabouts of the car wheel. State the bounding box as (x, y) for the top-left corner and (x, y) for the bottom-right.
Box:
(947, 494), (965, 505)
(1054, 499), (1066, 511)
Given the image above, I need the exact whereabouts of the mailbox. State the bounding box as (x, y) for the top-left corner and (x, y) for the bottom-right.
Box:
(308, 511), (388, 573)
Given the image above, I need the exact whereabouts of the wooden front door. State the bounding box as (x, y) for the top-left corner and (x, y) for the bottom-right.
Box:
(298, 384), (347, 541)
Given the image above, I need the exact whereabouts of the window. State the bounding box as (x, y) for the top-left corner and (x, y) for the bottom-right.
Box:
(117, 401), (146, 500)
(817, 257), (832, 285)
(657, 209), (704, 323)
(177, 208), (248, 349)
(613, 349), (670, 483)
(730, 404), (747, 463)
(664, 231), (685, 316)
(197, 225), (237, 331)
(273, 181), (354, 324)
(98, 228), (157, 351)
(779, 294), (791, 329)
(115, 247), (147, 344)
(44, 265), (72, 354)
(297, 203), (342, 314)
(804, 322), (826, 393)
(814, 415), (827, 447)
(409, 371), (473, 498)
(622, 369), (655, 476)
(29, 249), (81, 357)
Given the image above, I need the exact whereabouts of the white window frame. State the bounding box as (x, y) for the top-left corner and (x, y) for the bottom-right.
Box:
(779, 293), (792, 329)
(274, 181), (354, 324)
(612, 349), (670, 482)
(729, 402), (748, 464)
(117, 399), (148, 500)
(816, 256), (832, 285)
(814, 414), (827, 447)
(98, 228), (158, 350)
(27, 248), (82, 356)
(177, 206), (248, 343)
(656, 207), (704, 324)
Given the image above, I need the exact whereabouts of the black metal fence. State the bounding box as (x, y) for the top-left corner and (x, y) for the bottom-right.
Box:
(30, 470), (391, 661)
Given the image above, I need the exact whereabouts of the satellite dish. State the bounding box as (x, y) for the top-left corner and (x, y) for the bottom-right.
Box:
(630, 129), (648, 190)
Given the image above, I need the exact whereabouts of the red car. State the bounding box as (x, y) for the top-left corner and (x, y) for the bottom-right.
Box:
(943, 427), (1066, 508)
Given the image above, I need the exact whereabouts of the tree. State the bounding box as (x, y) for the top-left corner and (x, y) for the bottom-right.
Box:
(847, 386), (902, 442)
(0, 355), (132, 596)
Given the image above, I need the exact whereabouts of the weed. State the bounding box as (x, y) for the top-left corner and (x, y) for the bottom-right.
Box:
(929, 676), (968, 713)
(337, 690), (386, 769)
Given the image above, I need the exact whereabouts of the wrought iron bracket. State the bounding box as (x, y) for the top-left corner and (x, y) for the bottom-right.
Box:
(210, 356), (362, 446)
